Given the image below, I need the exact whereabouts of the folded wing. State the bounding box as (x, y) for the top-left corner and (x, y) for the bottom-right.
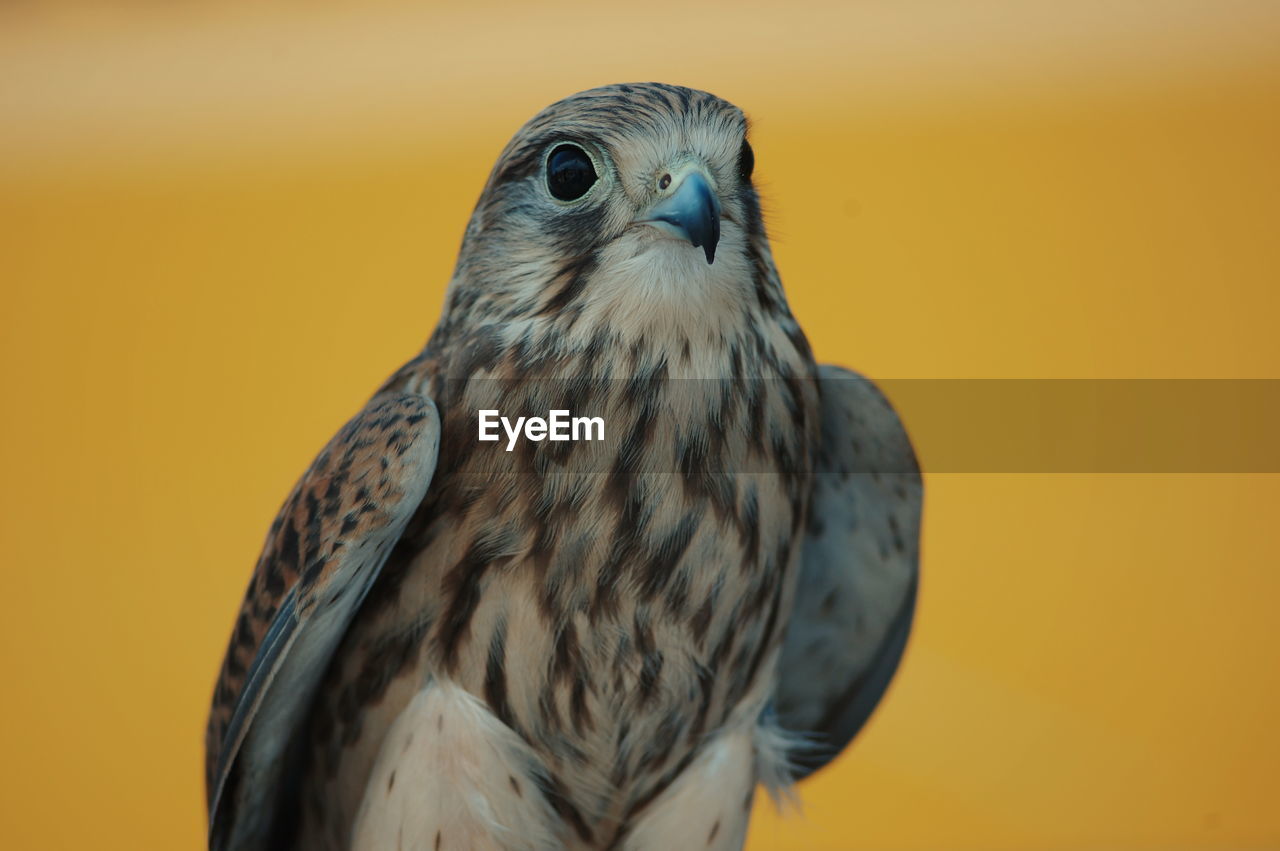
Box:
(205, 394), (441, 850)
(776, 366), (922, 778)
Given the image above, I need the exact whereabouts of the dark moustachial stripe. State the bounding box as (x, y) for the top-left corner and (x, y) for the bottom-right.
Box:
(537, 252), (599, 317)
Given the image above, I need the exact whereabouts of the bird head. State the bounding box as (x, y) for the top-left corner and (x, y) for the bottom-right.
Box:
(442, 83), (780, 338)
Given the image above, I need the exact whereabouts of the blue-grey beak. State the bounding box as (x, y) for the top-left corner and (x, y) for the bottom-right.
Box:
(641, 171), (722, 264)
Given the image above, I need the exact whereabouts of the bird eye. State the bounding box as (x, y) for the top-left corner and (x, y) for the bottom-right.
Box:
(737, 140), (755, 183)
(546, 144), (598, 201)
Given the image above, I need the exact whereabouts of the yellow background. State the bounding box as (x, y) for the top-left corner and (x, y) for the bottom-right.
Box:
(2, 2), (1278, 848)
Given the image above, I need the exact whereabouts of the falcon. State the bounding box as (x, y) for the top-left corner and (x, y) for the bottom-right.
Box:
(206, 83), (922, 851)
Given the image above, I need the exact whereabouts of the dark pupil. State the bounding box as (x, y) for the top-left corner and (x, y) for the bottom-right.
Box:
(737, 140), (755, 183)
(547, 145), (598, 201)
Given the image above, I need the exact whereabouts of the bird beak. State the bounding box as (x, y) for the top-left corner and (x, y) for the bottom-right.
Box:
(639, 168), (722, 264)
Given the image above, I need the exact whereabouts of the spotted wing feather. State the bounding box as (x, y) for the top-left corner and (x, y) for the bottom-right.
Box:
(205, 393), (441, 850)
(776, 365), (922, 778)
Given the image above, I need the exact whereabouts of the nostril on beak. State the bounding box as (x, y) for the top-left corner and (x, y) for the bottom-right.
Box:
(641, 171), (721, 265)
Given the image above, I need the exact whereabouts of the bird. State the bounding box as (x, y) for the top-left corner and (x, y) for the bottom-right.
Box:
(205, 82), (922, 851)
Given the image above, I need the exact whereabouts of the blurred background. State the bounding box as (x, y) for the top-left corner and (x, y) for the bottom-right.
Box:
(2, 1), (1278, 848)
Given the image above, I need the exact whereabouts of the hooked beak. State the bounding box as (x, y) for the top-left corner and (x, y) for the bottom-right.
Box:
(639, 169), (722, 264)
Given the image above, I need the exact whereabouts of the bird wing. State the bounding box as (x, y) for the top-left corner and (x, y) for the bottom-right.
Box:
(205, 393), (441, 851)
(775, 365), (922, 779)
